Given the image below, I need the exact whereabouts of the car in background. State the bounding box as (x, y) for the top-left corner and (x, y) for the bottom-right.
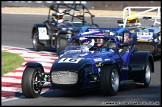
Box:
(21, 26), (154, 98)
(117, 6), (161, 56)
(31, 3), (98, 54)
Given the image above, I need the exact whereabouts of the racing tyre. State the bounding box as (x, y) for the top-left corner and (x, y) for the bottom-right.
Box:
(100, 65), (120, 96)
(56, 37), (68, 55)
(32, 30), (45, 51)
(135, 61), (152, 88)
(21, 67), (44, 98)
(157, 31), (161, 46)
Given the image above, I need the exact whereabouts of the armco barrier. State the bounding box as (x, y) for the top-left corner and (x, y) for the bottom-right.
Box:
(93, 1), (161, 10)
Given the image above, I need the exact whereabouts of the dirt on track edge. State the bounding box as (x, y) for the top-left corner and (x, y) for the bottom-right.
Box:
(1, 7), (123, 17)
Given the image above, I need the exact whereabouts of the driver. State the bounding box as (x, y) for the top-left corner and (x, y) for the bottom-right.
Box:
(52, 10), (64, 25)
(124, 32), (132, 43)
(127, 12), (141, 26)
(80, 37), (95, 52)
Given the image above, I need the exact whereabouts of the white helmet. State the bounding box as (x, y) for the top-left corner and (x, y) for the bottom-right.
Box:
(80, 37), (95, 52)
(52, 10), (64, 23)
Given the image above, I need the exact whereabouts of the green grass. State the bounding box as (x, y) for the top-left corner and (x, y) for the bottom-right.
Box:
(2, 51), (24, 75)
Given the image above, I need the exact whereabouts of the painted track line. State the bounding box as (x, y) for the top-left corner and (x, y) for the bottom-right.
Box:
(2, 46), (58, 101)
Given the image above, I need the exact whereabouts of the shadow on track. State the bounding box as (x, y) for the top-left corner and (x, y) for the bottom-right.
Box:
(154, 53), (161, 62)
(39, 83), (160, 98)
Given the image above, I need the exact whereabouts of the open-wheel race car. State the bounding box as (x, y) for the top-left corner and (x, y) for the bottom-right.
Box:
(22, 26), (154, 98)
(117, 6), (161, 56)
(32, 3), (98, 54)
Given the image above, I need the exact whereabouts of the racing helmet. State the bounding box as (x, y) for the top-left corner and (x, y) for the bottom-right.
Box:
(80, 37), (95, 50)
(127, 12), (139, 23)
(124, 32), (132, 42)
(96, 38), (104, 47)
(52, 10), (64, 23)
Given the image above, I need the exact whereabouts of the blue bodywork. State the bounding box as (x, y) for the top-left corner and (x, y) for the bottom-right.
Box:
(48, 26), (154, 89)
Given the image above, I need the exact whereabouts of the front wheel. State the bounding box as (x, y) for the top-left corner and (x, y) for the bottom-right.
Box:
(100, 65), (120, 96)
(32, 30), (45, 51)
(21, 66), (44, 98)
(157, 31), (161, 46)
(56, 37), (68, 55)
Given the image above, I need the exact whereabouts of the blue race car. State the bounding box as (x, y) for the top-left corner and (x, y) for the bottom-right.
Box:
(31, 3), (98, 54)
(117, 6), (161, 56)
(21, 27), (154, 98)
(132, 25), (161, 56)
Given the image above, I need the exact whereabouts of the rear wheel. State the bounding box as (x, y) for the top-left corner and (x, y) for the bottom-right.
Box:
(100, 65), (120, 96)
(157, 31), (161, 46)
(21, 67), (44, 98)
(135, 61), (152, 88)
(32, 30), (45, 51)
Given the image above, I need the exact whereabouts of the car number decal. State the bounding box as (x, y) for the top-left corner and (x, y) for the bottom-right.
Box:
(137, 32), (153, 38)
(38, 27), (49, 40)
(58, 58), (82, 63)
(38, 27), (47, 35)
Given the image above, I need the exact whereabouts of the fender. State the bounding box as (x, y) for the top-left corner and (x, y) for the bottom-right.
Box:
(58, 32), (68, 39)
(102, 60), (120, 73)
(50, 58), (92, 73)
(128, 51), (154, 80)
(102, 59), (115, 65)
(102, 60), (123, 81)
(129, 51), (153, 71)
(25, 62), (45, 73)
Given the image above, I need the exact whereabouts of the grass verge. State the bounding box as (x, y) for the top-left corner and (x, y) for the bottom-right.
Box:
(2, 51), (24, 75)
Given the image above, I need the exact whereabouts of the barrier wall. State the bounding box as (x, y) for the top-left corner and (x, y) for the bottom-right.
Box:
(1, 1), (161, 10)
(93, 1), (160, 10)
(1, 1), (92, 8)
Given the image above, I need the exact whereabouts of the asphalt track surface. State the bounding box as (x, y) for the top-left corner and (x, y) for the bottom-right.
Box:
(1, 14), (161, 106)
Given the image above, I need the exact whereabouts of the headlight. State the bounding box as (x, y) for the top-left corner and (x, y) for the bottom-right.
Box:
(51, 71), (78, 84)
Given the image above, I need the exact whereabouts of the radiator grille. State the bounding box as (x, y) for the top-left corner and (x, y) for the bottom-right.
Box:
(51, 71), (78, 84)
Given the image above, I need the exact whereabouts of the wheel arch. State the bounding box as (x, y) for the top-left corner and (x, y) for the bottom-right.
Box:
(102, 60), (122, 81)
(58, 33), (68, 39)
(25, 62), (45, 73)
(32, 26), (37, 39)
(129, 51), (154, 72)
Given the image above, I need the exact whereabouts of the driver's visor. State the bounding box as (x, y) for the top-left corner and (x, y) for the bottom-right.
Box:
(54, 15), (63, 19)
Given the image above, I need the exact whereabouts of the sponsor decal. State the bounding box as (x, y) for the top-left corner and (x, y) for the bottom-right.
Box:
(96, 63), (102, 67)
(79, 53), (88, 56)
(81, 30), (100, 35)
(94, 58), (102, 62)
(105, 58), (110, 61)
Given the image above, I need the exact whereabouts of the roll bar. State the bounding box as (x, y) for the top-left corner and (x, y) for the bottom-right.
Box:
(122, 6), (161, 27)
